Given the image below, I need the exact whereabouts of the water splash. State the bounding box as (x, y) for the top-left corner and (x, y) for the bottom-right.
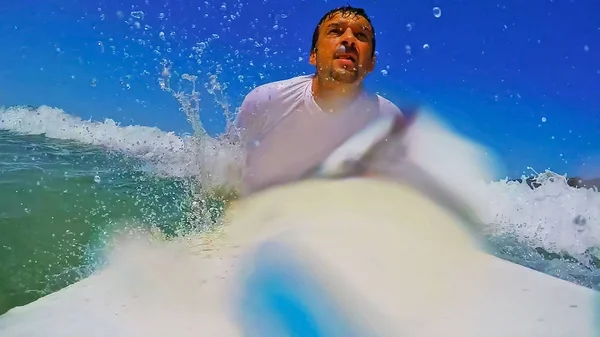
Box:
(158, 66), (241, 212)
(483, 171), (600, 262)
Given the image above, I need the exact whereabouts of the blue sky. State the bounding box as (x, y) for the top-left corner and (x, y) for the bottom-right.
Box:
(0, 0), (598, 178)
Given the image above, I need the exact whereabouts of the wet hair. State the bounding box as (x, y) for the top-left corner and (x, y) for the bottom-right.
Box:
(310, 5), (376, 57)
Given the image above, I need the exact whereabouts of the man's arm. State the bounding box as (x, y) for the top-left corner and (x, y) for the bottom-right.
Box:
(228, 87), (266, 145)
(221, 87), (267, 195)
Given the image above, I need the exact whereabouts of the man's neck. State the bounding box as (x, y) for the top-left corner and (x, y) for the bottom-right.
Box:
(311, 75), (363, 113)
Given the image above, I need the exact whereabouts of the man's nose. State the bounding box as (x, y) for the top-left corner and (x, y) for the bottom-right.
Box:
(340, 28), (357, 46)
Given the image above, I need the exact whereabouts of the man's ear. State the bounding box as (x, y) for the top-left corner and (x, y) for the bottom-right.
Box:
(309, 49), (317, 66)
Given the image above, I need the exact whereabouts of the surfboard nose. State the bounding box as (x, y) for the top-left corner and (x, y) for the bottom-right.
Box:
(226, 179), (598, 337)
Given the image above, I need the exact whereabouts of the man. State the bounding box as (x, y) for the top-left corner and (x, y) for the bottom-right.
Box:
(232, 6), (405, 196)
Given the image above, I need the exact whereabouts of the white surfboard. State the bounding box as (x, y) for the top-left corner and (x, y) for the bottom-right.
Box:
(0, 178), (596, 337)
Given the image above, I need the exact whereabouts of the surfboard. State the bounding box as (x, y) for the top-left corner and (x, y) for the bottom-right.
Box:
(0, 178), (596, 337)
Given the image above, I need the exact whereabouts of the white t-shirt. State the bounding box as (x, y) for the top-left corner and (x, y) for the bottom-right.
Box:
(233, 75), (404, 195)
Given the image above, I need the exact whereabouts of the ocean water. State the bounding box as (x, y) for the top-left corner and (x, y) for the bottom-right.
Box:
(1, 104), (600, 316)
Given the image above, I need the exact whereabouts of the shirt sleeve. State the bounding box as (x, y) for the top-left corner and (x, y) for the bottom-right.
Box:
(222, 86), (274, 195)
(230, 87), (267, 147)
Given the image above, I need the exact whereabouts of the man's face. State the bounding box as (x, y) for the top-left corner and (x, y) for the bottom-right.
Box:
(310, 12), (376, 84)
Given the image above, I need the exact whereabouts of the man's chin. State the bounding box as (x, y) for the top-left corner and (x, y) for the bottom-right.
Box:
(331, 69), (360, 83)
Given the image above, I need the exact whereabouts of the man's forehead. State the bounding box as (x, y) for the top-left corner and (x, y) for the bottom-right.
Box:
(323, 12), (372, 30)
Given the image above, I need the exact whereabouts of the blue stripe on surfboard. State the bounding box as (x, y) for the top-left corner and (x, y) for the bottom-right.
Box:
(235, 241), (365, 337)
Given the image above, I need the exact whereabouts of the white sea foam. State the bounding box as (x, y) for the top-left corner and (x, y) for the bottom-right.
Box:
(483, 173), (600, 258)
(0, 105), (240, 187)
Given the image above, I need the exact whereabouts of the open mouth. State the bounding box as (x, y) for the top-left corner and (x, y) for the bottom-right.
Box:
(335, 54), (357, 63)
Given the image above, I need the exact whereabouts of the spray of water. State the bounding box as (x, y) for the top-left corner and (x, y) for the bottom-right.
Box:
(155, 42), (244, 231)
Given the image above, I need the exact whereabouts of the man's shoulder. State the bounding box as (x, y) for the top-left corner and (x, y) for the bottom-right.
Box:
(373, 94), (403, 117)
(244, 75), (312, 103)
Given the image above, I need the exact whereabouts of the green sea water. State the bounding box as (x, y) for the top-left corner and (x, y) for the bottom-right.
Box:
(0, 130), (226, 315)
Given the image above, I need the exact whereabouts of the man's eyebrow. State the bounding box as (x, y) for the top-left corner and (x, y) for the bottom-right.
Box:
(326, 20), (373, 33)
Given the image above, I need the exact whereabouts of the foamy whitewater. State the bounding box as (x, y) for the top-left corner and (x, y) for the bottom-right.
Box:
(0, 105), (240, 187)
(2, 104), (599, 271)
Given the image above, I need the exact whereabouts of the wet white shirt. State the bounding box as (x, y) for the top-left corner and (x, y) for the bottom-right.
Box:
(233, 75), (404, 195)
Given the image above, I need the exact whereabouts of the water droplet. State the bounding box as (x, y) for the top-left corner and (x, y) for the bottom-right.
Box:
(584, 45), (589, 52)
(406, 23), (414, 31)
(130, 10), (145, 20)
(161, 66), (171, 78)
(423, 44), (430, 50)
(90, 78), (97, 87)
(574, 215), (587, 232)
(381, 69), (388, 76)
(433, 7), (442, 18)
(94, 175), (101, 183)
(541, 117), (547, 122)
